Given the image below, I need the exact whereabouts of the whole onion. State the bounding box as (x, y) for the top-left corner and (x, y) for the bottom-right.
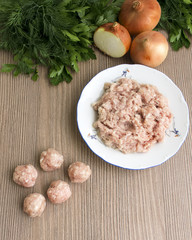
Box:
(119, 0), (161, 36)
(130, 31), (169, 67)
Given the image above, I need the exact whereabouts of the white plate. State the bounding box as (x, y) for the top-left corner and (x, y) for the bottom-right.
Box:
(77, 64), (189, 170)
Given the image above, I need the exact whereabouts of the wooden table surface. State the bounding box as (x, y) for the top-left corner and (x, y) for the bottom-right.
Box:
(0, 41), (192, 240)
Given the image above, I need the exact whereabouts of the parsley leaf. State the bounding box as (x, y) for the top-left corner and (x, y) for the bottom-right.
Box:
(157, 0), (192, 50)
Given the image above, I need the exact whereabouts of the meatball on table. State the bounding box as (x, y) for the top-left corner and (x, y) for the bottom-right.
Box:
(0, 38), (192, 240)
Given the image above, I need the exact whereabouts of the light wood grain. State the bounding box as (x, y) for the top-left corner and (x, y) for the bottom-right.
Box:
(0, 43), (192, 240)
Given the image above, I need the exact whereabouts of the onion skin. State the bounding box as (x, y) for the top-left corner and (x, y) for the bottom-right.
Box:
(119, 0), (161, 36)
(93, 22), (131, 58)
(130, 31), (169, 68)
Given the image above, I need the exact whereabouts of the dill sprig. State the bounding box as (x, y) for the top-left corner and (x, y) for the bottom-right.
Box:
(0, 0), (123, 85)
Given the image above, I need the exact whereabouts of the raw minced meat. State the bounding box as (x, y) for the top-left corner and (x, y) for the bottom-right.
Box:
(13, 164), (38, 187)
(92, 78), (172, 153)
(68, 162), (91, 183)
(47, 180), (71, 204)
(23, 193), (46, 217)
(40, 148), (64, 172)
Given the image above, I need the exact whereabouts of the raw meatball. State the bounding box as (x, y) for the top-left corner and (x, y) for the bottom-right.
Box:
(40, 148), (64, 171)
(47, 180), (71, 204)
(23, 193), (46, 217)
(68, 162), (91, 183)
(13, 164), (38, 187)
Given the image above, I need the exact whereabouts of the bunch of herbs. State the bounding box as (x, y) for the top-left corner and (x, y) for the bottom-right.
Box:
(0, 0), (123, 85)
(157, 0), (192, 51)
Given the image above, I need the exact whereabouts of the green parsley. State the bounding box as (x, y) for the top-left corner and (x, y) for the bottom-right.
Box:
(157, 0), (192, 51)
(0, 0), (123, 85)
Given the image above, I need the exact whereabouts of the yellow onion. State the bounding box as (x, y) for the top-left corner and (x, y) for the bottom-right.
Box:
(93, 22), (131, 58)
(119, 0), (161, 36)
(130, 31), (169, 67)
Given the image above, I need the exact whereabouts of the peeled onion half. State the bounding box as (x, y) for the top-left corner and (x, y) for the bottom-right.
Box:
(93, 22), (131, 58)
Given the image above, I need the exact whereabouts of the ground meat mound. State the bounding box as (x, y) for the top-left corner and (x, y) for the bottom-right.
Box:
(92, 78), (172, 153)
